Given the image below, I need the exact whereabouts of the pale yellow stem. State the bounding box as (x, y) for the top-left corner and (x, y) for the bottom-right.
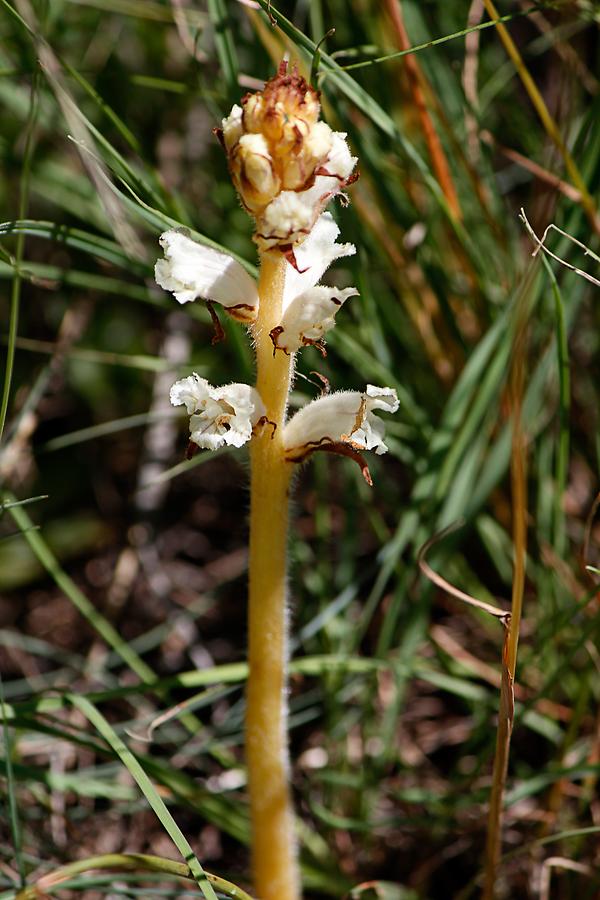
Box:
(247, 251), (299, 900)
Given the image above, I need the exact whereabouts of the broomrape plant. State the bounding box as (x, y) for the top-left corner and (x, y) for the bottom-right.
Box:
(155, 62), (399, 900)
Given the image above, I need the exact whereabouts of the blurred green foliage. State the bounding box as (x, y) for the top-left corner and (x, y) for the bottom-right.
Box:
(1, 1), (599, 897)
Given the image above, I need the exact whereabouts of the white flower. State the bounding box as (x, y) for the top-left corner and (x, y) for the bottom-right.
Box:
(255, 191), (315, 248)
(170, 373), (266, 450)
(155, 229), (259, 322)
(321, 131), (357, 182)
(270, 213), (357, 354)
(283, 213), (356, 298)
(283, 385), (399, 482)
(271, 286), (358, 355)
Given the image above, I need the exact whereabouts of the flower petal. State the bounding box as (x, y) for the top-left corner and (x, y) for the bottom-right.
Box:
(155, 229), (258, 321)
(170, 373), (265, 450)
(318, 131), (357, 182)
(272, 285), (358, 354)
(169, 373), (211, 415)
(283, 385), (399, 459)
(222, 104), (243, 151)
(282, 213), (356, 306)
(230, 133), (281, 214)
(254, 191), (315, 250)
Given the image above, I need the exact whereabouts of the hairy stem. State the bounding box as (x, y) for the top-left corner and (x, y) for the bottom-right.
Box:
(247, 251), (299, 900)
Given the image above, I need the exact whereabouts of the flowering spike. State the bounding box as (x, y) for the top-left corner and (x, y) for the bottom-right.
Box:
(153, 60), (397, 900)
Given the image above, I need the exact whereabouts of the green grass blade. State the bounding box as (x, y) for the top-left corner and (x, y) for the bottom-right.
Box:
(0, 64), (38, 445)
(5, 498), (156, 683)
(62, 58), (142, 154)
(0, 673), (25, 888)
(15, 852), (254, 900)
(207, 0), (239, 95)
(336, 7), (536, 73)
(541, 254), (571, 556)
(0, 219), (148, 272)
(67, 694), (220, 900)
(0, 494), (47, 512)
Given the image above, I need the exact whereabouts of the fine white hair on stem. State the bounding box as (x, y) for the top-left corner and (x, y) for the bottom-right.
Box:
(519, 208), (600, 287)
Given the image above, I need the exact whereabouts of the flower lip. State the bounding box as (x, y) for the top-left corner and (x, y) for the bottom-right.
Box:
(282, 212), (356, 307)
(283, 385), (399, 482)
(170, 373), (266, 450)
(265, 213), (358, 356)
(155, 229), (258, 322)
(270, 286), (358, 356)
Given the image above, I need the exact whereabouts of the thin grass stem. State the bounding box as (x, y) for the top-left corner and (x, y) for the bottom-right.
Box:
(483, 0), (599, 235)
(482, 285), (529, 899)
(0, 66), (38, 446)
(14, 852), (253, 900)
(383, 0), (462, 220)
(0, 673), (25, 888)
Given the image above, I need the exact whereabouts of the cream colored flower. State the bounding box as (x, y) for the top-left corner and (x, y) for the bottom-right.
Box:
(155, 229), (258, 322)
(170, 373), (265, 450)
(283, 385), (399, 482)
(221, 104), (243, 151)
(271, 213), (357, 354)
(271, 286), (358, 355)
(157, 214), (356, 354)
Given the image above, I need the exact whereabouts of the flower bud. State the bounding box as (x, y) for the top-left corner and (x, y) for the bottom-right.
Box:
(222, 104), (243, 152)
(230, 134), (281, 214)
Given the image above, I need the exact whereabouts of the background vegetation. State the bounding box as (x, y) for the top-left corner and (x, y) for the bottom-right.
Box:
(1, 0), (599, 897)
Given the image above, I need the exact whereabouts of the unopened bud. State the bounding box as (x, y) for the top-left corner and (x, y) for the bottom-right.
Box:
(220, 61), (356, 249)
(230, 134), (281, 214)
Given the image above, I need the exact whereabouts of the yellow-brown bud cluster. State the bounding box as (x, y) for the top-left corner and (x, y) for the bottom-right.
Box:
(218, 61), (356, 249)
(223, 63), (331, 214)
